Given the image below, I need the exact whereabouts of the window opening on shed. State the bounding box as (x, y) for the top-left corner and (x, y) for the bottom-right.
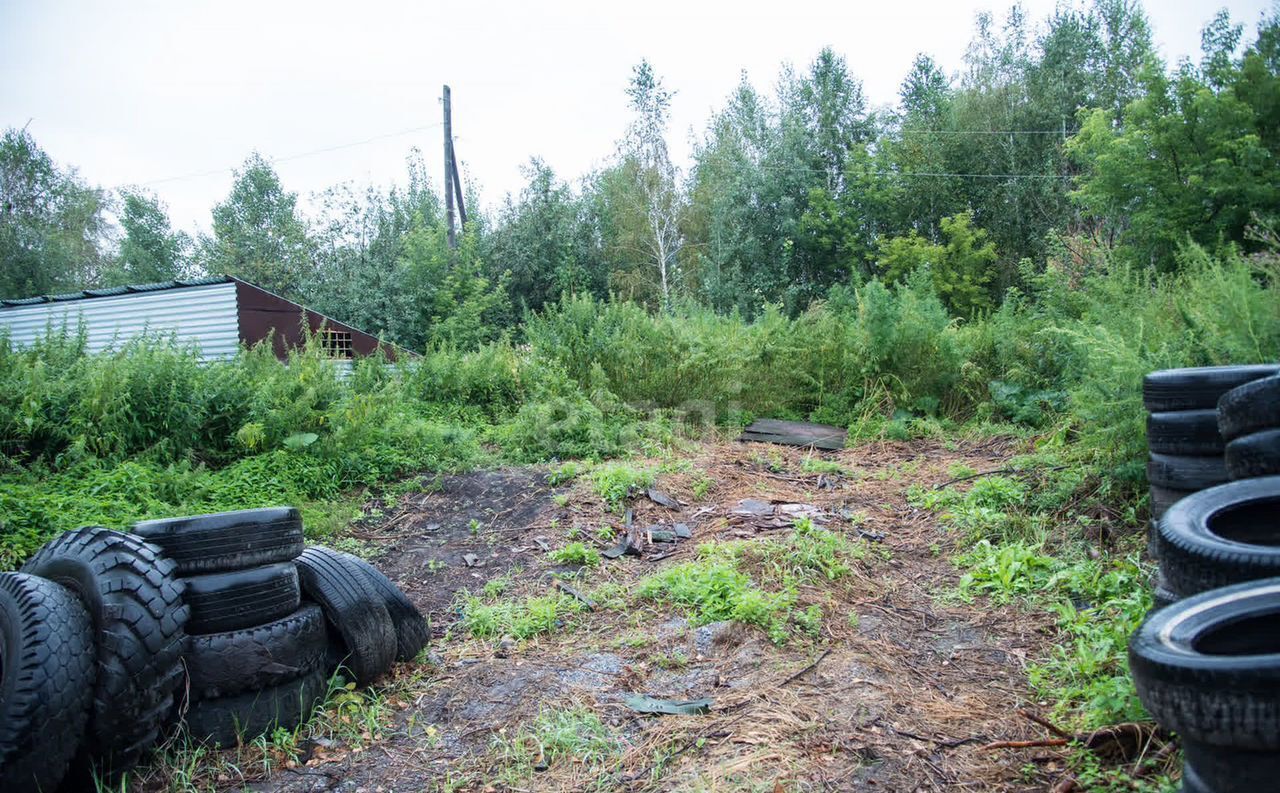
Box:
(319, 328), (353, 358)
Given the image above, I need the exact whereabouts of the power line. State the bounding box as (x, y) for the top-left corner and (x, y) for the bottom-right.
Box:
(133, 122), (443, 187)
(743, 162), (1074, 180)
(894, 128), (1078, 135)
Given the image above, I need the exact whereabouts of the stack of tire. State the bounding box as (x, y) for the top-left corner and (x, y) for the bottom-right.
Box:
(1218, 373), (1280, 481)
(0, 508), (428, 792)
(1142, 365), (1279, 606)
(1131, 479), (1280, 793)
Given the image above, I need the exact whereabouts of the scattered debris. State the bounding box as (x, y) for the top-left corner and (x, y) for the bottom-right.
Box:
(728, 498), (825, 530)
(647, 528), (677, 543)
(730, 498), (774, 517)
(624, 695), (713, 716)
(603, 530), (642, 559)
(738, 418), (847, 450)
(462, 553), (482, 567)
(647, 487), (681, 508)
(553, 579), (596, 611)
(673, 523), (692, 539)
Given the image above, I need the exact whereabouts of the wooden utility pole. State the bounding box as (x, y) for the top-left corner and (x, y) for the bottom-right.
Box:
(443, 84), (456, 249)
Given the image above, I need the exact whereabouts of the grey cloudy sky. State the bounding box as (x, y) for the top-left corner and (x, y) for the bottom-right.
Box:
(1, 0), (1272, 234)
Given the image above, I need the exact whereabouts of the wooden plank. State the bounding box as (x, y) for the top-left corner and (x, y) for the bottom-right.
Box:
(737, 419), (847, 450)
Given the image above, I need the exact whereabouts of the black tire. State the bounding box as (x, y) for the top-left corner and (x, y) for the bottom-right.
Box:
(182, 667), (328, 747)
(0, 573), (96, 793)
(1181, 739), (1279, 793)
(183, 562), (301, 635)
(337, 551), (429, 661)
(1146, 519), (1160, 560)
(1147, 410), (1224, 456)
(20, 527), (189, 780)
(1147, 452), (1229, 491)
(133, 507), (304, 575)
(295, 547), (396, 686)
(1143, 365), (1280, 412)
(1129, 577), (1280, 751)
(186, 603), (329, 699)
(1150, 484), (1194, 521)
(1217, 374), (1280, 442)
(1225, 429), (1280, 480)
(1156, 477), (1280, 597)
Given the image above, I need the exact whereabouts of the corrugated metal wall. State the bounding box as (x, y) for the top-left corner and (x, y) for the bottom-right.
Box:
(0, 282), (240, 360)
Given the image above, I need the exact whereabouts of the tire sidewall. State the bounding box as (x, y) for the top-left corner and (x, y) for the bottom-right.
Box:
(1157, 479), (1280, 593)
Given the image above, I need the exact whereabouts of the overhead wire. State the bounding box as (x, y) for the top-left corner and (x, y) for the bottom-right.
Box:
(133, 122), (443, 187)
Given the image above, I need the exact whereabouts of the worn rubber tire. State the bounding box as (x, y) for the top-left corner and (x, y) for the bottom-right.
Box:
(295, 547), (396, 686)
(133, 507), (304, 575)
(1147, 410), (1224, 456)
(1150, 484), (1194, 521)
(20, 527), (188, 781)
(0, 573), (96, 793)
(1180, 739), (1279, 793)
(183, 667), (328, 747)
(1143, 365), (1280, 412)
(183, 562), (301, 635)
(1217, 374), (1280, 442)
(186, 603), (329, 699)
(1225, 428), (1280, 480)
(1156, 477), (1280, 597)
(1147, 453), (1229, 492)
(1129, 577), (1280, 751)
(338, 551), (429, 661)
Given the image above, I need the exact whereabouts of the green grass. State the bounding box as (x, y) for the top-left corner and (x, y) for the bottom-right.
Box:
(461, 592), (585, 640)
(493, 707), (619, 786)
(547, 541), (600, 567)
(920, 471), (1152, 729)
(588, 462), (655, 511)
(638, 519), (861, 644)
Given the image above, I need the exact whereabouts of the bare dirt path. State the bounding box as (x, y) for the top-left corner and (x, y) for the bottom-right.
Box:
(198, 437), (1069, 792)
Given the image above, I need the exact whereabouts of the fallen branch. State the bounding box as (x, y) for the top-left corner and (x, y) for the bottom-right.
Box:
(779, 649), (831, 687)
(1019, 709), (1073, 740)
(982, 738), (1069, 751)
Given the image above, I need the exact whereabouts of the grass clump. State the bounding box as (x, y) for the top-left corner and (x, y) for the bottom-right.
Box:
(638, 551), (793, 643)
(494, 707), (619, 785)
(638, 519), (860, 645)
(547, 541), (599, 567)
(588, 463), (655, 511)
(462, 592), (584, 640)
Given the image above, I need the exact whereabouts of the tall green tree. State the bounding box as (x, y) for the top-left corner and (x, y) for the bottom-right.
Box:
(0, 128), (109, 297)
(610, 60), (684, 308)
(485, 159), (598, 314)
(1069, 10), (1280, 268)
(201, 153), (312, 298)
(105, 190), (190, 285)
(876, 210), (996, 318)
(306, 150), (440, 344)
(400, 224), (509, 349)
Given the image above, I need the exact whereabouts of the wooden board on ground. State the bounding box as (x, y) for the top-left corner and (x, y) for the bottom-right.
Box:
(737, 418), (847, 450)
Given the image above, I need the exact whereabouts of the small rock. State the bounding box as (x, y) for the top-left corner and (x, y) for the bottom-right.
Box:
(495, 635), (516, 658)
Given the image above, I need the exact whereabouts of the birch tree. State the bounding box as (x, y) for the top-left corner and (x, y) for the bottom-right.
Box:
(620, 60), (683, 308)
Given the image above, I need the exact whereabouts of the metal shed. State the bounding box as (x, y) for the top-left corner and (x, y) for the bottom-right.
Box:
(0, 276), (405, 362)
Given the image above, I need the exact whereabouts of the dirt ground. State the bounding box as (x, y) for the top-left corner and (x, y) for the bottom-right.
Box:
(177, 436), (1096, 792)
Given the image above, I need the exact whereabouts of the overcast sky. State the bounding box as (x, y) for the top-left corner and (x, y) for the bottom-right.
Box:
(1, 0), (1272, 234)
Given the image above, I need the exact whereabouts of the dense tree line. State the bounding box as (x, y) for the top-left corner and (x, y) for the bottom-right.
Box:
(2, 1), (1276, 349)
